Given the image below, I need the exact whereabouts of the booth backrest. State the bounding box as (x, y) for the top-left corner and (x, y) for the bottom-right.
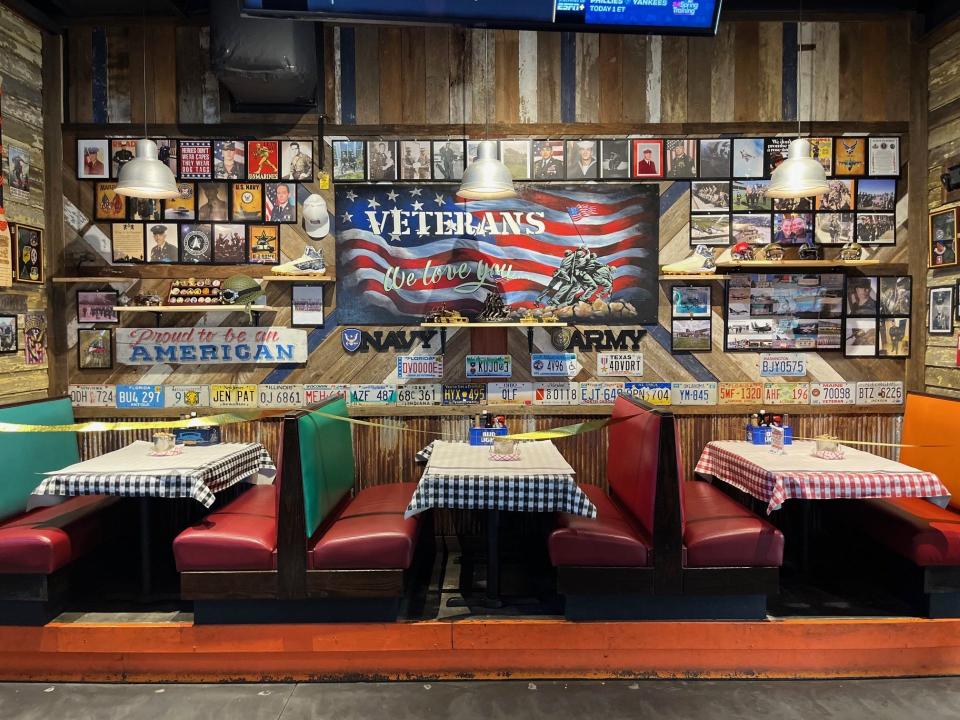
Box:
(0, 397), (79, 524)
(901, 393), (960, 512)
(607, 395), (662, 537)
(297, 398), (355, 538)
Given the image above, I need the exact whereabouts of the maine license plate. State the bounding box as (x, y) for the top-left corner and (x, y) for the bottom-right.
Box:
(116, 384), (165, 409)
(396, 355), (443, 380)
(623, 382), (672, 406)
(531, 353), (580, 377)
(718, 382), (763, 405)
(258, 384), (304, 408)
(396, 383), (442, 406)
(349, 384), (397, 405)
(164, 385), (210, 409)
(597, 352), (644, 377)
(580, 382), (625, 404)
(210, 384), (258, 408)
(487, 382), (534, 405)
(69, 384), (115, 408)
(442, 384), (487, 405)
(763, 382), (810, 404)
(671, 382), (718, 406)
(534, 382), (580, 405)
(303, 384), (348, 404)
(856, 381), (904, 405)
(809, 382), (856, 405)
(759, 353), (807, 377)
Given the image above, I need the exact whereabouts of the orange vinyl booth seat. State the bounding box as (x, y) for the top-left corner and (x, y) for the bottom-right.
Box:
(841, 392), (960, 617)
(549, 395), (782, 620)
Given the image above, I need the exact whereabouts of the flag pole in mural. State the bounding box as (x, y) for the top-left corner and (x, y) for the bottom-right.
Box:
(334, 183), (659, 325)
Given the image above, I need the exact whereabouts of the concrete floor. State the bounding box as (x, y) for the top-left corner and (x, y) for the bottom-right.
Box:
(2, 679), (960, 720)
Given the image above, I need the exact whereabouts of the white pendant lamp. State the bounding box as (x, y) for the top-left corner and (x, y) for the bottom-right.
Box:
(116, 138), (179, 199)
(458, 140), (517, 200)
(766, 138), (829, 199)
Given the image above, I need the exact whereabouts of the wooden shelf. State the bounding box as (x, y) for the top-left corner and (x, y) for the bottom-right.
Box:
(261, 275), (335, 284)
(53, 277), (139, 284)
(113, 305), (278, 313)
(659, 274), (731, 281)
(716, 260), (881, 268)
(420, 321), (566, 328)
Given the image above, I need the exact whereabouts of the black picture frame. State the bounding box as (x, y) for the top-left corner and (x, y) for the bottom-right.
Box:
(291, 283), (325, 327)
(177, 139), (214, 181)
(877, 317), (911, 358)
(671, 317), (712, 353)
(230, 182), (265, 223)
(366, 140), (398, 181)
(246, 139), (281, 181)
(0, 314), (18, 354)
(13, 223), (44, 284)
(212, 139), (248, 181)
(432, 139), (467, 182)
(93, 182), (128, 221)
(144, 223), (180, 264)
(833, 137), (869, 178)
(332, 140), (367, 182)
(77, 328), (113, 370)
(843, 316), (878, 358)
(264, 182), (299, 223)
(110, 222), (147, 264)
(697, 139), (732, 179)
(878, 275), (912, 317)
(280, 139), (315, 182)
(867, 136), (901, 179)
(845, 275), (879, 318)
(162, 182), (197, 222)
(211, 223), (248, 264)
(109, 138), (139, 179)
(247, 225), (281, 264)
(399, 140), (435, 181)
(929, 286), (955, 336)
(76, 290), (119, 325)
(671, 284), (711, 318)
(178, 223), (215, 264)
(76, 139), (110, 180)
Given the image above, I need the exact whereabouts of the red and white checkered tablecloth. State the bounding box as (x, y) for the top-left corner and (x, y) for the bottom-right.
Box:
(694, 440), (950, 514)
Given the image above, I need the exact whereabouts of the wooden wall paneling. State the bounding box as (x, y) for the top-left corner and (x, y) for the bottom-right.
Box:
(517, 30), (538, 124)
(447, 28), (467, 124)
(685, 36), (713, 124)
(596, 34), (622, 125)
(734, 22), (760, 123)
(105, 26), (131, 124)
(354, 26), (380, 125)
(337, 26), (356, 125)
(659, 36), (687, 123)
(67, 27), (93, 124)
(536, 31), (561, 124)
(559, 31), (576, 123)
(423, 26), (449, 126)
(494, 29), (520, 124)
(127, 24), (145, 126)
(401, 27), (427, 124)
(378, 27), (403, 124)
(710, 22), (736, 123)
(620, 35), (646, 123)
(43, 30), (64, 396)
(781, 21), (798, 122)
(323, 24), (337, 120)
(885, 19), (911, 123)
(860, 20), (889, 121)
(468, 28), (494, 126)
(175, 25), (202, 124)
(811, 22), (840, 121)
(196, 26), (220, 125)
(574, 32), (600, 124)
(757, 22), (783, 122)
(797, 22), (814, 125)
(838, 22), (863, 121)
(149, 25), (177, 124)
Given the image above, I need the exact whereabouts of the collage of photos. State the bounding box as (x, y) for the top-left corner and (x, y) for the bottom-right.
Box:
(929, 206), (959, 269)
(844, 276), (912, 358)
(108, 222), (282, 265)
(725, 273), (844, 352)
(670, 285), (712, 352)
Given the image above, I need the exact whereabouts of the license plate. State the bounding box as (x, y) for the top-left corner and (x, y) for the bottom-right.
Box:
(465, 354), (512, 378)
(116, 384), (165, 409)
(442, 384), (487, 405)
(718, 382), (763, 405)
(164, 385), (210, 409)
(597, 352), (644, 377)
(759, 353), (807, 377)
(396, 355), (443, 380)
(349, 384), (397, 405)
(531, 353), (580, 377)
(580, 382), (625, 404)
(303, 384), (348, 404)
(534, 382), (580, 405)
(487, 382), (534, 404)
(209, 384), (258, 408)
(763, 382), (810, 404)
(258, 384), (304, 408)
(396, 383), (442, 406)
(856, 381), (904, 405)
(623, 382), (672, 406)
(809, 382), (855, 405)
(671, 382), (718, 406)
(69, 384), (115, 408)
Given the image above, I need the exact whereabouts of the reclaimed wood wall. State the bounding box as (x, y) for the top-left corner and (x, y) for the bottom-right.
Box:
(0, 4), (49, 403)
(925, 21), (960, 398)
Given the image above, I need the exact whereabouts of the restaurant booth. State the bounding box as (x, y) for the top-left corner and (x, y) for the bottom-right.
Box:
(0, 0), (960, 682)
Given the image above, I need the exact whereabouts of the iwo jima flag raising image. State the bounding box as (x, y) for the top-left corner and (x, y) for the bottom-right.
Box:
(334, 183), (659, 325)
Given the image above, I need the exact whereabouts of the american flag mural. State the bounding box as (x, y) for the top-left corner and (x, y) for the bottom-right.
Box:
(334, 183), (659, 325)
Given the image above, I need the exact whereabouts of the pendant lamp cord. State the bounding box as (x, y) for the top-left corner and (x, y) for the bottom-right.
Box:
(141, 0), (148, 140)
(797, 0), (803, 139)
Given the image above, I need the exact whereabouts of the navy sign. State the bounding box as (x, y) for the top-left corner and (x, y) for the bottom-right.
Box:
(341, 328), (362, 353)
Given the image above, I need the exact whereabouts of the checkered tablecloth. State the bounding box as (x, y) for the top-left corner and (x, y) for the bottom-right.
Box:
(695, 440), (950, 514)
(31, 441), (276, 508)
(406, 441), (596, 519)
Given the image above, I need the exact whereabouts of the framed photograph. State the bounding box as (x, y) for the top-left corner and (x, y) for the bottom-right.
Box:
(110, 139), (138, 178)
(179, 224), (214, 264)
(815, 212), (856, 245)
(94, 182), (127, 221)
(212, 224), (247, 264)
(400, 140), (433, 180)
(698, 139), (731, 178)
(690, 181), (730, 212)
(844, 318), (877, 358)
(731, 213), (773, 245)
(281, 140), (313, 181)
(213, 140), (246, 180)
(929, 207), (958, 267)
(532, 140), (566, 180)
(773, 195), (814, 212)
(178, 140), (213, 180)
(77, 139), (109, 179)
(733, 138), (765, 178)
(13, 224), (43, 284)
(879, 276), (912, 317)
(835, 137), (868, 176)
(773, 213), (813, 245)
(197, 182), (230, 222)
(145, 223), (179, 263)
(111, 223), (145, 263)
(231, 183), (264, 222)
(815, 179), (854, 211)
(732, 180), (772, 212)
(846, 276), (879, 317)
(764, 138), (792, 177)
(672, 285), (711, 318)
(154, 138), (178, 175)
(247, 140), (280, 180)
(929, 286), (955, 335)
(77, 291), (119, 324)
(689, 214), (730, 246)
(77, 328), (112, 370)
(291, 284), (325, 327)
(857, 179), (896, 211)
(856, 212), (896, 245)
(878, 317), (910, 357)
(632, 140), (663, 179)
(265, 182), (297, 223)
(869, 137), (900, 177)
(809, 137), (833, 175)
(432, 140), (466, 181)
(664, 139), (697, 179)
(23, 313), (46, 366)
(6, 142), (31, 200)
(163, 183), (196, 221)
(248, 225), (280, 264)
(600, 139), (630, 179)
(499, 140), (531, 180)
(128, 197), (162, 222)
(466, 140), (482, 165)
(333, 140), (365, 181)
(565, 140), (599, 179)
(671, 318), (712, 352)
(0, 315), (17, 354)
(367, 141), (397, 181)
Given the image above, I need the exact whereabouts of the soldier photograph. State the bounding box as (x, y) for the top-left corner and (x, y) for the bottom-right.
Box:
(197, 183), (229, 222)
(600, 140), (630, 178)
(632, 140), (663, 178)
(265, 182), (297, 223)
(566, 140), (598, 179)
(147, 224), (178, 263)
(333, 140), (365, 181)
(213, 140), (246, 180)
(367, 140), (397, 181)
(282, 140), (314, 181)
(665, 140), (697, 179)
(532, 140), (565, 180)
(400, 141), (432, 180)
(110, 139), (137, 178)
(79, 140), (109, 179)
(432, 140), (465, 180)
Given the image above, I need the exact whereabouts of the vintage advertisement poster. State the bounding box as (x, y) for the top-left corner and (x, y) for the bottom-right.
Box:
(0, 207), (12, 288)
(335, 183), (659, 325)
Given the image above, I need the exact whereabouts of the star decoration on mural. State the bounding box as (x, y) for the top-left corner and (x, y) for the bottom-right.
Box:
(345, 190), (358, 202)
(409, 187), (423, 197)
(388, 232), (402, 243)
(411, 201), (424, 212)
(386, 189), (399, 202)
(367, 197), (381, 209)
(341, 211), (353, 223)
(434, 193), (446, 206)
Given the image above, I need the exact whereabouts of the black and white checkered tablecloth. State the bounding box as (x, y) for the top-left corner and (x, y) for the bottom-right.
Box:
(32, 443), (275, 508)
(415, 441), (436, 464)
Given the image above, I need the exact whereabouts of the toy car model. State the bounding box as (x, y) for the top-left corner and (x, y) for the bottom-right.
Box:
(424, 305), (469, 324)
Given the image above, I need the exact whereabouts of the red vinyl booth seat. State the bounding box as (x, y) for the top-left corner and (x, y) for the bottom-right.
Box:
(173, 485), (278, 572)
(682, 481), (784, 568)
(548, 484), (652, 567)
(309, 483), (420, 570)
(0, 495), (119, 575)
(848, 497), (960, 567)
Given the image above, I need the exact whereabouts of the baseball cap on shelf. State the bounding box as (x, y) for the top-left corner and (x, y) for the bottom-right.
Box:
(302, 193), (330, 238)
